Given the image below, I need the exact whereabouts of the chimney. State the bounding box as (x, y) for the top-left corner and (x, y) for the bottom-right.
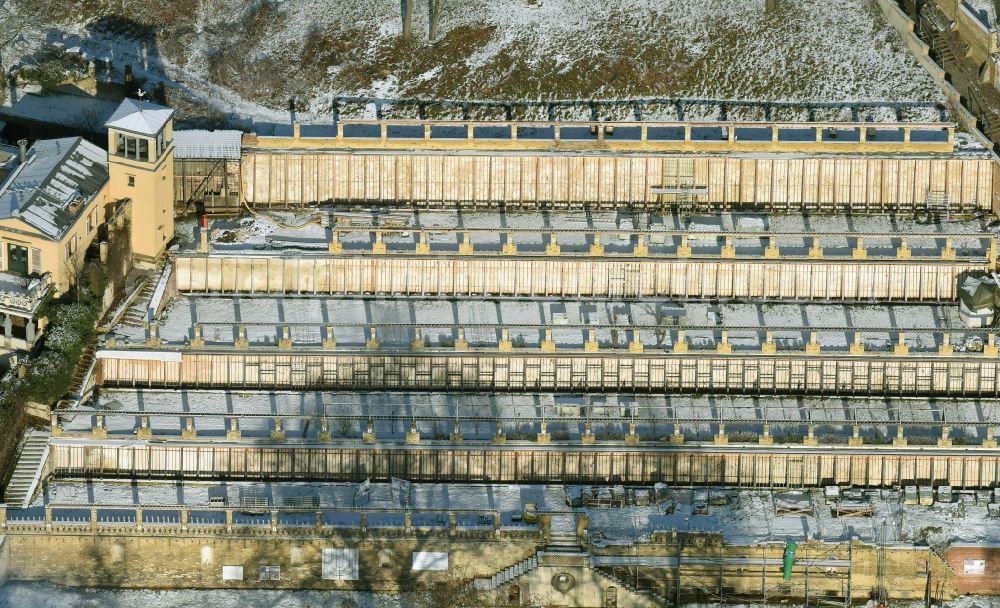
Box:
(17, 139), (27, 163)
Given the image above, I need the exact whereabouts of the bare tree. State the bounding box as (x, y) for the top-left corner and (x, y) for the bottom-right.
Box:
(428, 0), (442, 41)
(402, 0), (414, 41)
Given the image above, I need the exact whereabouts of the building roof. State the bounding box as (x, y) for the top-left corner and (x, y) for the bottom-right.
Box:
(0, 137), (108, 240)
(173, 129), (242, 160)
(105, 98), (173, 136)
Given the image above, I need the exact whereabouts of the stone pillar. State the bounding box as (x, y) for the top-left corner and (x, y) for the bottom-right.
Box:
(676, 235), (692, 258)
(805, 331), (820, 355)
(939, 333), (954, 356)
(803, 424), (818, 446)
(761, 331), (777, 354)
(323, 326), (337, 349)
(26, 319), (35, 344)
(227, 417), (241, 441)
(450, 420), (463, 443)
(225, 510), (233, 533)
(850, 332), (865, 355)
(633, 235), (648, 257)
(499, 328), (513, 351)
(672, 330), (688, 354)
(404, 511), (413, 532)
(198, 228), (209, 253)
(411, 328), (425, 350)
(493, 422), (506, 444)
(589, 233), (605, 256)
(328, 230), (343, 254)
(894, 332), (909, 356)
(90, 507), (98, 532)
(582, 422), (596, 444)
(763, 237), (780, 259)
(45, 506), (53, 530)
(136, 508), (143, 531)
(146, 322), (161, 347)
(278, 325), (293, 350)
(234, 325), (249, 349)
(938, 425), (952, 447)
(720, 236), (736, 258)
(628, 331), (644, 353)
(669, 424), (684, 444)
(191, 324), (205, 348)
(942, 238), (957, 262)
(406, 421), (420, 444)
(852, 237), (867, 260)
(415, 231), (431, 254)
(50, 413), (62, 437)
(502, 233), (518, 255)
(271, 418), (286, 441)
(137, 416), (152, 439)
(459, 232), (474, 255)
(714, 422), (728, 445)
(759, 424), (773, 445)
(293, 122), (301, 139)
(984, 426), (997, 448)
(181, 417), (197, 440)
(181, 509), (189, 531)
(92, 415), (108, 439)
(717, 330), (732, 354)
(892, 425), (907, 447)
(372, 231), (387, 254)
(536, 422), (550, 443)
(367, 327), (380, 350)
(362, 419), (376, 443)
(585, 329), (599, 352)
(808, 237), (824, 259)
(541, 328), (556, 352)
(317, 418), (332, 442)
(896, 239), (912, 260)
(455, 328), (469, 351)
(986, 334), (999, 357)
(625, 422), (639, 445)
(546, 233), (561, 256)
(848, 425), (863, 447)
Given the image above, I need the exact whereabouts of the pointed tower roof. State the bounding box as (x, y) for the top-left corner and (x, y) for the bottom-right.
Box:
(105, 98), (174, 136)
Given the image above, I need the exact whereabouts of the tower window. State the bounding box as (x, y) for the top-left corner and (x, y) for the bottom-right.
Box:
(138, 138), (149, 162)
(127, 175), (135, 187)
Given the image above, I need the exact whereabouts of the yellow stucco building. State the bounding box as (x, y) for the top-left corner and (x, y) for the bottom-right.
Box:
(0, 98), (175, 353)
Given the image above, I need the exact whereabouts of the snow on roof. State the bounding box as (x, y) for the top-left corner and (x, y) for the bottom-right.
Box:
(0, 137), (108, 240)
(173, 130), (242, 160)
(105, 98), (174, 136)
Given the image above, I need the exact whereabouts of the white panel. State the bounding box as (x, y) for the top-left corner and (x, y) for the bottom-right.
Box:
(222, 565), (244, 581)
(412, 551), (449, 571)
(323, 548), (359, 580)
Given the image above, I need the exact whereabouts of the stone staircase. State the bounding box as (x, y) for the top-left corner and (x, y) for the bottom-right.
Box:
(473, 553), (540, 591)
(119, 277), (156, 328)
(64, 341), (98, 401)
(3, 430), (50, 507)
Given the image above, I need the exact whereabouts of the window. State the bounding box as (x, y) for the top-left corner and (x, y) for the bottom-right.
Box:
(138, 138), (149, 161)
(127, 175), (135, 187)
(65, 243), (72, 259)
(87, 212), (94, 232)
(115, 133), (126, 156)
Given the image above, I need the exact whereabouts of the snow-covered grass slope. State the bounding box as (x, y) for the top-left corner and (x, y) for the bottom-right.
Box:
(15, 0), (944, 120)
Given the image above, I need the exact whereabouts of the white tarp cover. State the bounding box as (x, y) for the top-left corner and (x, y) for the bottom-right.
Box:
(412, 551), (448, 571)
(323, 548), (359, 580)
(221, 565), (244, 581)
